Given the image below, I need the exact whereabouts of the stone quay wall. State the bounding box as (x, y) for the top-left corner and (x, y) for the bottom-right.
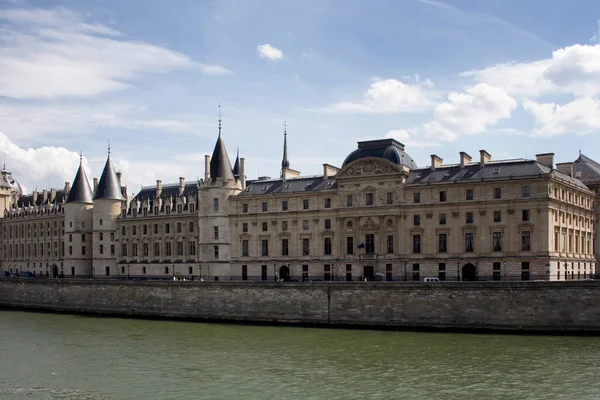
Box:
(1, 279), (600, 333)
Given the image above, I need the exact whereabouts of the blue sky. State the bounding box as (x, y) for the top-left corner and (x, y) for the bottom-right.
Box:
(1, 0), (600, 194)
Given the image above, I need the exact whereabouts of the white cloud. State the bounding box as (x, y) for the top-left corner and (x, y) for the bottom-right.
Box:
(591, 19), (600, 42)
(465, 44), (600, 97)
(321, 78), (435, 114)
(523, 98), (600, 137)
(385, 129), (439, 148)
(0, 7), (231, 100)
(257, 44), (284, 61)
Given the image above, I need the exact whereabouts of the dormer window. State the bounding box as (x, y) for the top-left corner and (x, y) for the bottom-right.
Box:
(177, 205), (183, 213)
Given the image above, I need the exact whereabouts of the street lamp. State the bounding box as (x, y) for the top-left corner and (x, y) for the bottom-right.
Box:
(127, 264), (130, 280)
(199, 265), (202, 281)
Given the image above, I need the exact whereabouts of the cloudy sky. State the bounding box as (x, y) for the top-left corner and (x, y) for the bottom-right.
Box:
(2, 0), (600, 195)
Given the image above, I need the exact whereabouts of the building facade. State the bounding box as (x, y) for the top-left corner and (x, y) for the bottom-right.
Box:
(1, 126), (598, 281)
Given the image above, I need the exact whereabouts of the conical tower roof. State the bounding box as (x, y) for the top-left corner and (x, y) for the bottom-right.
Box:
(232, 148), (240, 179)
(210, 113), (234, 182)
(94, 154), (123, 200)
(66, 156), (93, 204)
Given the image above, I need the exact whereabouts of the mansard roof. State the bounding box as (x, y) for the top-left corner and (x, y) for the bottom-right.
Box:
(134, 182), (198, 200)
(94, 156), (123, 201)
(572, 153), (600, 184)
(236, 175), (338, 197)
(210, 136), (235, 182)
(14, 189), (67, 208)
(66, 164), (93, 204)
(342, 139), (418, 169)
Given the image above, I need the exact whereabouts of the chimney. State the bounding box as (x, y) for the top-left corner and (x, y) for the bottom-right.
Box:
(42, 189), (48, 204)
(50, 188), (56, 202)
(64, 181), (71, 195)
(240, 157), (246, 189)
(459, 152), (472, 169)
(204, 155), (210, 182)
(555, 162), (573, 177)
(536, 153), (554, 169)
(32, 191), (38, 205)
(116, 172), (122, 187)
(156, 180), (162, 198)
(93, 178), (98, 192)
(178, 177), (185, 197)
(430, 155), (443, 170)
(479, 150), (491, 167)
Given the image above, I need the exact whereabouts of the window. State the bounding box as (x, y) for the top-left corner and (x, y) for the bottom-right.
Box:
(465, 232), (474, 252)
(325, 219), (331, 230)
(100, 219), (103, 226)
(365, 234), (375, 254)
(522, 186), (530, 198)
(386, 192), (393, 205)
(121, 226), (126, 236)
(165, 266), (169, 274)
(262, 265), (268, 281)
(521, 231), (531, 251)
(366, 193), (374, 206)
(386, 264), (393, 281)
(438, 263), (446, 281)
(262, 222), (268, 232)
(346, 264), (352, 281)
(164, 224), (170, 234)
(413, 215), (420, 226)
(412, 263), (420, 281)
(466, 189), (474, 201)
(189, 241), (196, 256)
(242, 240), (249, 257)
(413, 235), (421, 253)
(324, 238), (332, 255)
(166, 242), (171, 256)
(438, 234), (447, 253)
(324, 198), (331, 208)
(242, 203), (248, 213)
(132, 243), (138, 257)
(303, 220), (309, 230)
(110, 245), (115, 255)
(189, 222), (194, 233)
(302, 238), (310, 255)
(81, 246), (86, 256)
(214, 245), (219, 259)
(346, 195), (353, 207)
(324, 264), (331, 281)
(414, 192), (421, 203)
(303, 199), (309, 210)
(521, 262), (530, 281)
(386, 235), (394, 254)
(346, 237), (354, 255)
(242, 265), (248, 281)
(242, 223), (248, 233)
(82, 234), (86, 241)
(281, 239), (289, 256)
(154, 242), (160, 257)
(282, 221), (288, 231)
(68, 246), (72, 256)
(493, 187), (501, 199)
(105, 266), (110, 276)
(282, 200), (288, 211)
(439, 191), (447, 202)
(493, 211), (501, 223)
(141, 243), (148, 257)
(121, 244), (127, 257)
(213, 198), (219, 212)
(214, 226), (220, 239)
(492, 232), (502, 252)
(493, 262), (501, 281)
(261, 240), (269, 256)
(522, 210), (530, 222)
(439, 213), (446, 225)
(466, 212), (474, 224)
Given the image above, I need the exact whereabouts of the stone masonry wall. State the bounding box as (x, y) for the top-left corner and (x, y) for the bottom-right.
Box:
(0, 280), (599, 332)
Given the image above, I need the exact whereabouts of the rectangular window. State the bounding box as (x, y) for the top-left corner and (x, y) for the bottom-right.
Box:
(282, 200), (288, 211)
(492, 232), (502, 252)
(521, 231), (531, 251)
(493, 262), (501, 281)
(346, 237), (354, 255)
(166, 242), (171, 256)
(121, 226), (125, 236)
(324, 238), (332, 255)
(261, 265), (268, 281)
(69, 246), (73, 256)
(493, 211), (501, 223)
(522, 186), (530, 198)
(465, 232), (474, 252)
(242, 223), (248, 233)
(325, 219), (331, 230)
(189, 222), (194, 233)
(177, 242), (183, 256)
(105, 266), (110, 276)
(412, 263), (420, 281)
(438, 234), (447, 253)
(110, 245), (115, 255)
(386, 192), (393, 205)
(324, 198), (331, 208)
(386, 263), (393, 281)
(346, 264), (352, 281)
(303, 220), (309, 230)
(241, 265), (248, 281)
(177, 223), (182, 234)
(143, 225), (148, 235)
(99, 232), (104, 241)
(466, 189), (473, 201)
(262, 222), (268, 232)
(133, 243), (138, 256)
(213, 198), (219, 212)
(262, 201), (268, 212)
(346, 195), (353, 207)
(324, 264), (331, 281)
(189, 241), (196, 256)
(214, 226), (219, 239)
(242, 240), (249, 257)
(414, 192), (421, 203)
(521, 262), (530, 281)
(466, 212), (474, 224)
(164, 224), (170, 234)
(493, 187), (502, 199)
(242, 203), (248, 213)
(214, 245), (219, 259)
(142, 266), (146, 274)
(386, 235), (394, 254)
(165, 266), (169, 274)
(522, 209), (530, 222)
(413, 215), (420, 226)
(142, 243), (148, 257)
(366, 193), (374, 206)
(303, 238), (310, 255)
(439, 191), (446, 202)
(82, 246), (86, 256)
(261, 240), (269, 256)
(303, 199), (309, 210)
(282, 239), (289, 256)
(282, 221), (288, 231)
(365, 234), (375, 254)
(413, 235), (421, 253)
(302, 264), (309, 281)
(439, 213), (446, 225)
(121, 243), (127, 257)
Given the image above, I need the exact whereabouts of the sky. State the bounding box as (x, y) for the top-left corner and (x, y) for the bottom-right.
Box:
(1, 0), (600, 196)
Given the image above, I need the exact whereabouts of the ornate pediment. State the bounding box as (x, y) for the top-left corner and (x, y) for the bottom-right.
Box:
(337, 158), (401, 178)
(361, 217), (380, 230)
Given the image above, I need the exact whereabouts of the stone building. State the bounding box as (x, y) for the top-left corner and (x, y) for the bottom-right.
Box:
(0, 123), (598, 281)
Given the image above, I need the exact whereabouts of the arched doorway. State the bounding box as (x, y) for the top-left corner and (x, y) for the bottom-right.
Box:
(462, 263), (477, 281)
(51, 265), (58, 278)
(279, 265), (290, 281)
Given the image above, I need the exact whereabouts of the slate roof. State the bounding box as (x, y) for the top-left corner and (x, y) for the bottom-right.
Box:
(342, 138), (418, 169)
(134, 182), (198, 201)
(94, 156), (123, 200)
(14, 190), (67, 208)
(236, 175), (338, 197)
(572, 154), (600, 184)
(232, 149), (240, 179)
(1, 169), (23, 194)
(66, 163), (93, 204)
(407, 159), (589, 190)
(210, 135), (235, 182)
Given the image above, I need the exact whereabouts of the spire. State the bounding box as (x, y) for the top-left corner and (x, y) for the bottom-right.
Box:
(210, 109), (235, 182)
(66, 153), (93, 204)
(281, 121), (289, 169)
(94, 149), (123, 200)
(232, 147), (240, 179)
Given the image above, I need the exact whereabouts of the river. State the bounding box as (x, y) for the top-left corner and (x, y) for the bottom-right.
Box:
(0, 310), (599, 399)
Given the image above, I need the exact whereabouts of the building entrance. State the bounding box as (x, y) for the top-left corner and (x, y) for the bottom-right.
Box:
(462, 263), (477, 281)
(279, 265), (290, 281)
(51, 265), (58, 278)
(363, 266), (374, 281)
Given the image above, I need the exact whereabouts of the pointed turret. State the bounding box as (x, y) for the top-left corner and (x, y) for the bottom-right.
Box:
(281, 121), (289, 169)
(232, 147), (240, 180)
(94, 145), (123, 200)
(66, 153), (93, 204)
(210, 107), (235, 182)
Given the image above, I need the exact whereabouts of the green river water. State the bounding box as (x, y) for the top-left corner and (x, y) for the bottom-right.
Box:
(0, 310), (599, 399)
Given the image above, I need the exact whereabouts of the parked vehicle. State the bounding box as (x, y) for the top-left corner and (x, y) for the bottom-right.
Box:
(424, 277), (440, 282)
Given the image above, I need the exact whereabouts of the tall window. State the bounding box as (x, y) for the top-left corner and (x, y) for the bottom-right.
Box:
(522, 186), (530, 198)
(214, 226), (219, 239)
(303, 220), (309, 230)
(303, 238), (310, 255)
(324, 238), (332, 255)
(438, 263), (446, 281)
(282, 221), (288, 231)
(242, 223), (248, 233)
(492, 232), (502, 252)
(413, 215), (420, 226)
(261, 240), (269, 256)
(213, 245), (219, 259)
(493, 262), (501, 281)
(465, 233), (474, 252)
(412, 264), (420, 281)
(324, 264), (331, 281)
(365, 234), (375, 254)
(366, 193), (374, 206)
(282, 200), (288, 211)
(154, 242), (160, 257)
(325, 219), (331, 230)
(493, 211), (501, 223)
(282, 239), (289, 256)
(346, 237), (354, 255)
(177, 242), (183, 256)
(466, 212), (474, 224)
(242, 240), (249, 257)
(386, 264), (393, 281)
(242, 203), (248, 213)
(439, 214), (446, 225)
(439, 191), (447, 202)
(166, 242), (171, 256)
(522, 210), (530, 222)
(324, 198), (331, 208)
(413, 235), (421, 253)
(466, 189), (473, 201)
(241, 265), (248, 281)
(521, 262), (530, 281)
(386, 192), (393, 204)
(262, 202), (268, 212)
(346, 195), (353, 207)
(303, 199), (309, 210)
(262, 222), (268, 232)
(386, 235), (394, 254)
(132, 243), (137, 257)
(189, 241), (196, 256)
(121, 243), (127, 257)
(262, 265), (268, 281)
(414, 192), (421, 203)
(493, 187), (502, 199)
(213, 198), (219, 212)
(521, 231), (531, 251)
(438, 234), (447, 253)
